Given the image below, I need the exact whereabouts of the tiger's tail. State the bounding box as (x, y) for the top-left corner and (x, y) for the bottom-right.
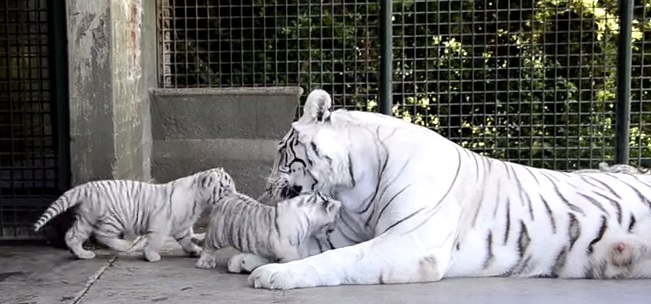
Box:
(33, 185), (87, 232)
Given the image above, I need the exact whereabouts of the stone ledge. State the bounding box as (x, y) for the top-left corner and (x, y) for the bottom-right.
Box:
(150, 87), (303, 97)
(149, 86), (302, 140)
(152, 138), (278, 162)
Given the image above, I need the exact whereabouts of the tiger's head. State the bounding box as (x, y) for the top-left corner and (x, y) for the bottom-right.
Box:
(191, 167), (237, 205)
(259, 89), (355, 205)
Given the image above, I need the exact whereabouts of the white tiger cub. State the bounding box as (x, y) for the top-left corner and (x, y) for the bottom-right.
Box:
(33, 168), (236, 262)
(244, 89), (651, 290)
(195, 191), (341, 273)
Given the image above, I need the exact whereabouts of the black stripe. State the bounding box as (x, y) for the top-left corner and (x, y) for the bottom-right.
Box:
(549, 246), (569, 278)
(375, 185), (410, 226)
(628, 214), (637, 232)
(568, 213), (581, 250)
(491, 181), (501, 218)
(578, 193), (607, 214)
(347, 153), (356, 187)
(540, 196), (556, 233)
(585, 176), (622, 200)
(626, 183), (651, 210)
(483, 231), (494, 269)
(523, 166), (541, 184)
(592, 191), (622, 224)
(381, 207), (425, 234)
(587, 215), (608, 254)
(552, 183), (585, 215)
(310, 141), (320, 157)
(503, 198), (511, 245)
(363, 147), (399, 215)
(386, 147), (464, 235)
(539, 170), (563, 183)
(518, 221), (530, 258)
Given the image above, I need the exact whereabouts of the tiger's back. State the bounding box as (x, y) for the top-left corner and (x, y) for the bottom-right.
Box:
(447, 159), (651, 279)
(73, 180), (170, 236)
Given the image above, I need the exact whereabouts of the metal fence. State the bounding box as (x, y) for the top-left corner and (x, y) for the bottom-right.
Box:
(0, 0), (69, 240)
(158, 0), (651, 171)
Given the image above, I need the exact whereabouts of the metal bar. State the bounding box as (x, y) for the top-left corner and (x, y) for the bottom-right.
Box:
(50, 0), (70, 192)
(615, 0), (633, 165)
(379, 0), (392, 116)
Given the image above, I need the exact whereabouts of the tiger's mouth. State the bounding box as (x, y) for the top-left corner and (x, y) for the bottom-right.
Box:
(280, 185), (302, 199)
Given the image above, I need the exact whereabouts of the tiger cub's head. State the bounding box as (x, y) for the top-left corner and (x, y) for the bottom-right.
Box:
(193, 167), (237, 205)
(259, 89), (353, 205)
(275, 191), (342, 259)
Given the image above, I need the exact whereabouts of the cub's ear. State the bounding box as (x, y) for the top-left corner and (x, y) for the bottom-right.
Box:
(300, 89), (332, 123)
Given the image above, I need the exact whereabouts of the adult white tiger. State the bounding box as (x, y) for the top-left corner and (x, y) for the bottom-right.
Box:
(246, 89), (651, 290)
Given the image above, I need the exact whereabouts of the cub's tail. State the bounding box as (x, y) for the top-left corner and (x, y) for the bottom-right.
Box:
(33, 185), (87, 232)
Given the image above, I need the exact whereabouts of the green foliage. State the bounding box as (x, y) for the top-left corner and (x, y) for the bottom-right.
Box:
(166, 0), (651, 170)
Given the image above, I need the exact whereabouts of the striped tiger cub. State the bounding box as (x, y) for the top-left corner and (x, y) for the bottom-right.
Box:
(195, 191), (341, 272)
(33, 168), (236, 262)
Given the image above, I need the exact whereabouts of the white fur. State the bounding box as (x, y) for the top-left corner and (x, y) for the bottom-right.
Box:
(33, 168), (235, 262)
(247, 89), (651, 290)
(195, 191), (341, 272)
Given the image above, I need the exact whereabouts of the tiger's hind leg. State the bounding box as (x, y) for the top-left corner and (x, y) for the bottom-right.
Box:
(174, 228), (201, 257)
(94, 235), (134, 252)
(142, 217), (171, 262)
(94, 220), (133, 252)
(65, 217), (96, 260)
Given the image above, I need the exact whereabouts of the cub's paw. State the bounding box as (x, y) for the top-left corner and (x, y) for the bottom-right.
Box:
(195, 255), (217, 269)
(143, 251), (161, 263)
(74, 250), (96, 260)
(183, 244), (202, 258)
(227, 253), (270, 273)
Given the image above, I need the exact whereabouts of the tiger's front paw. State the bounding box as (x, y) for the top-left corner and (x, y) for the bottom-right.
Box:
(248, 264), (297, 290)
(227, 253), (271, 273)
(195, 255), (217, 269)
(247, 262), (322, 290)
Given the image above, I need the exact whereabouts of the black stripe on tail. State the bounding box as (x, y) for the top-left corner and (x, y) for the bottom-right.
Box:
(33, 187), (84, 232)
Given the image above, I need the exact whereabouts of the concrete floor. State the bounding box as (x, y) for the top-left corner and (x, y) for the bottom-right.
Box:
(1, 239), (650, 304)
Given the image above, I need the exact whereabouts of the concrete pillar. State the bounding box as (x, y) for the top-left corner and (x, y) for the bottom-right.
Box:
(66, 0), (147, 185)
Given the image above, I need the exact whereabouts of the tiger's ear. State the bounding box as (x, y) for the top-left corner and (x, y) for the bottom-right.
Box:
(299, 89), (332, 124)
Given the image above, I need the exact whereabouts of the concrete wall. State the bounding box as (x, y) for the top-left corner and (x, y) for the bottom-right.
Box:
(66, 0), (147, 184)
(149, 88), (302, 198)
(66, 0), (301, 199)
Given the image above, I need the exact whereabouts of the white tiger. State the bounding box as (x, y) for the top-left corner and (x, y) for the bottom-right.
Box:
(196, 190), (341, 273)
(243, 89), (651, 290)
(33, 168), (235, 262)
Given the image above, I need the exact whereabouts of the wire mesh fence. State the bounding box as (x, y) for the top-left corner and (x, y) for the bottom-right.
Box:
(0, 0), (65, 239)
(158, 0), (651, 171)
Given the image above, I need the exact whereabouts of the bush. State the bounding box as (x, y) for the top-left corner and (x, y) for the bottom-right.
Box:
(164, 0), (651, 170)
